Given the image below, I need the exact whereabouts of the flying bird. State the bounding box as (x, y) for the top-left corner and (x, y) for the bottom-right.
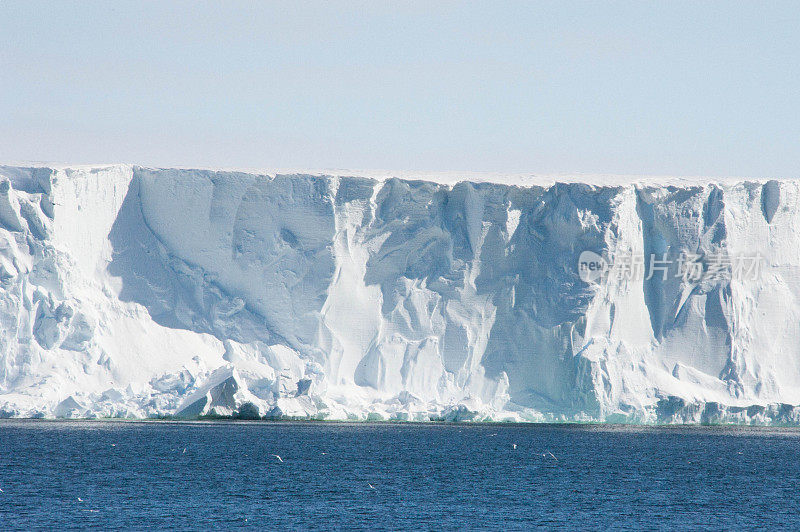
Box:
(272, 454), (284, 463)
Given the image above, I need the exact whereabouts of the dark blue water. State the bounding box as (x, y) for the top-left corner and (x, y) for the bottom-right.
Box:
(1, 421), (799, 530)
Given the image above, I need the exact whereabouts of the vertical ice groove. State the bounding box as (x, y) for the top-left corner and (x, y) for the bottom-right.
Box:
(761, 180), (780, 224)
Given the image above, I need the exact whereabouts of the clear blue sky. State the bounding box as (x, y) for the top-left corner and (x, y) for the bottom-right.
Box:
(2, 1), (799, 177)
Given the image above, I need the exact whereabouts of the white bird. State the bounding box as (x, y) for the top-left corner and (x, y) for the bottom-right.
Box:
(272, 454), (283, 463)
(0, 487), (4, 493)
(368, 483), (376, 490)
(77, 497), (84, 502)
(182, 448), (186, 454)
(544, 451), (558, 461)
(511, 443), (517, 449)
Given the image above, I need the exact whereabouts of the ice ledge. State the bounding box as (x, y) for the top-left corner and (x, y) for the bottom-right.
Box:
(0, 162), (792, 188)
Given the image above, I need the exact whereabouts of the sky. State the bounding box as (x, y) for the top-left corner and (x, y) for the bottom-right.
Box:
(1, 1), (799, 178)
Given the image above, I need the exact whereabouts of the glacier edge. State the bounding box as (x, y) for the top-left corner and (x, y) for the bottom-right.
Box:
(0, 164), (799, 424)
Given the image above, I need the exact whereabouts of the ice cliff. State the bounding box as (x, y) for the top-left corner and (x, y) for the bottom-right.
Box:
(0, 164), (799, 424)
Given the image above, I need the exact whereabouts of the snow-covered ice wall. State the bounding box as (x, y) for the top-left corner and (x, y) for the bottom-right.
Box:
(1, 164), (799, 423)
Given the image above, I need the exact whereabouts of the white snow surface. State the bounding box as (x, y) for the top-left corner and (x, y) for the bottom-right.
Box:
(0, 163), (799, 423)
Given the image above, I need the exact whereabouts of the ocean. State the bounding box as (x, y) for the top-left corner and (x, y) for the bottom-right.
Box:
(0, 421), (798, 529)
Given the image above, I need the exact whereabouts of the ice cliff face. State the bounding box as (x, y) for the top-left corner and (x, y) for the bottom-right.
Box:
(0, 164), (799, 423)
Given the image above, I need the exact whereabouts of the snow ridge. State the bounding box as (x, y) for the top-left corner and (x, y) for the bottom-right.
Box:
(0, 164), (798, 424)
